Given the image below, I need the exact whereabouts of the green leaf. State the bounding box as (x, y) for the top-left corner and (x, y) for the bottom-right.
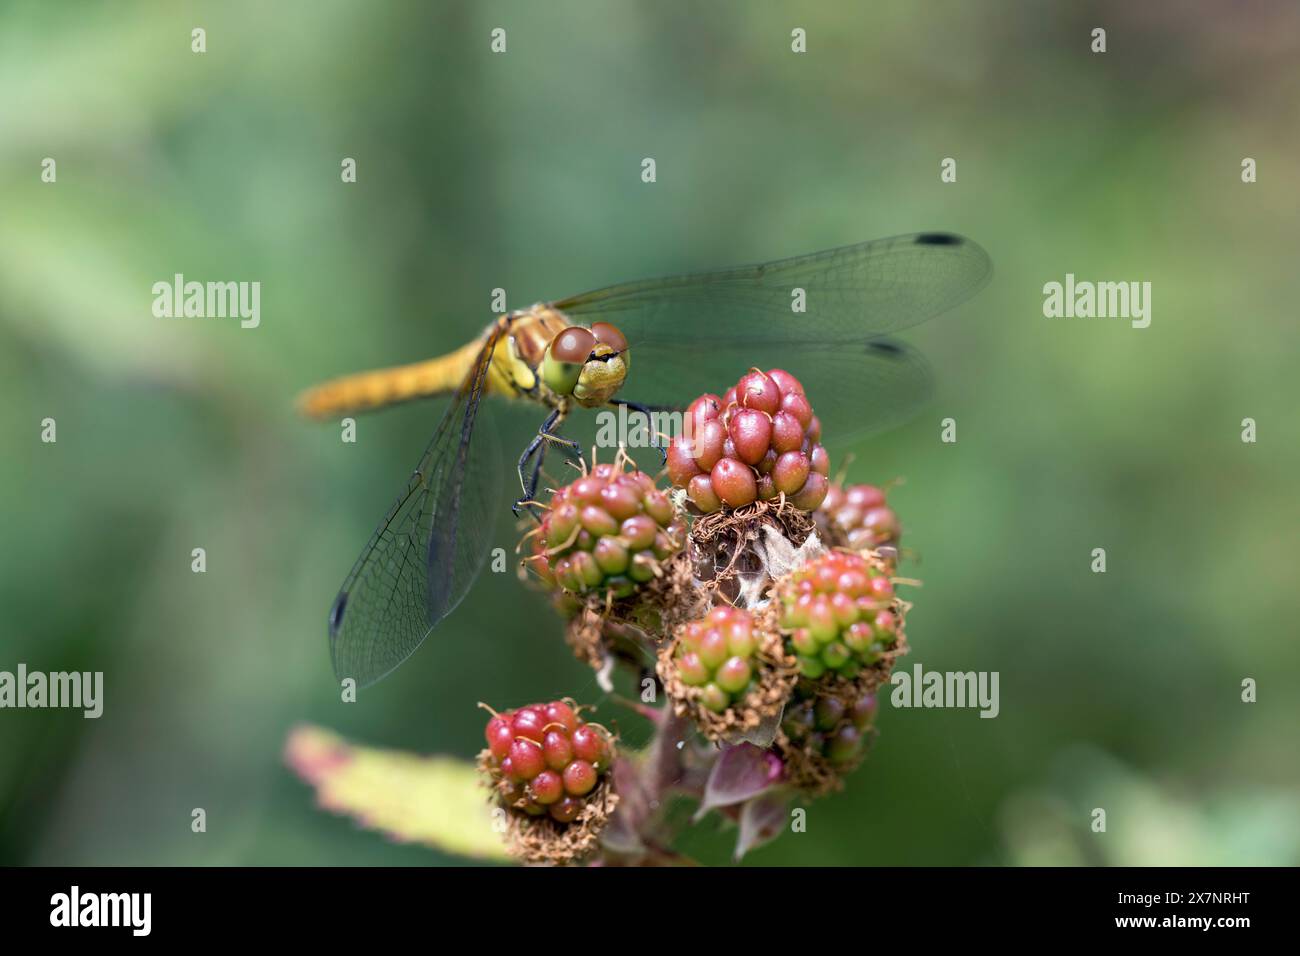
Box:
(285, 724), (510, 862)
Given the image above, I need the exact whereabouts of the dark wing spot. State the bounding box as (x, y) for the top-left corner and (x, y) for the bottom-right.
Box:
(867, 340), (904, 356)
(427, 532), (451, 622)
(328, 591), (349, 638)
(914, 233), (961, 246)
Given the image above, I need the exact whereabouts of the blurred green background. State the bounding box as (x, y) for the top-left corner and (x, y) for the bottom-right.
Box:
(2, 0), (1298, 866)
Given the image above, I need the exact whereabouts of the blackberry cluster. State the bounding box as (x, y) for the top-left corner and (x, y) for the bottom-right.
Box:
(780, 684), (879, 768)
(777, 550), (899, 679)
(816, 482), (900, 551)
(481, 700), (613, 824)
(667, 368), (830, 513)
(524, 461), (684, 600)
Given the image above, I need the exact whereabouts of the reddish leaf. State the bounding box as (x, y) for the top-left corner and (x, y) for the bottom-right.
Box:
(735, 789), (790, 860)
(696, 743), (783, 818)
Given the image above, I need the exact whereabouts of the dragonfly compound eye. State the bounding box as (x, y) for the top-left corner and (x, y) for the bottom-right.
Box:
(551, 326), (597, 363)
(543, 327), (597, 395)
(590, 321), (627, 352)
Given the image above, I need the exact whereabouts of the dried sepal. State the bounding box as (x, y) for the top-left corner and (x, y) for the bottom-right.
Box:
(772, 728), (857, 796)
(562, 547), (706, 673)
(775, 684), (881, 795)
(687, 497), (818, 607)
(478, 749), (619, 865)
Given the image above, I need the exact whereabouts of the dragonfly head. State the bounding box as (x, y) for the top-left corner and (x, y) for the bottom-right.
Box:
(542, 322), (629, 407)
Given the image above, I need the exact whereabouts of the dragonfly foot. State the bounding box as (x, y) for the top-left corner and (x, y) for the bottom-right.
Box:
(543, 432), (583, 465)
(512, 497), (544, 523)
(611, 400), (669, 467)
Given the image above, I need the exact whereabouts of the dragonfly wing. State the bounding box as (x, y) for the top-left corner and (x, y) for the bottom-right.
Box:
(328, 328), (504, 687)
(553, 232), (990, 346)
(553, 233), (986, 443)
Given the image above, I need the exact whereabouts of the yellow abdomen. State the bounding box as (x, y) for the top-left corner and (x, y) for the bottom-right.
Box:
(296, 311), (563, 419)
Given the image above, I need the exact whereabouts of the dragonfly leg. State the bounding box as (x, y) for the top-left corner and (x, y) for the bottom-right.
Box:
(538, 430), (584, 493)
(609, 399), (671, 465)
(514, 408), (574, 518)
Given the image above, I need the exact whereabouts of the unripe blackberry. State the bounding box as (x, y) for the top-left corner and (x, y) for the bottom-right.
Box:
(479, 700), (619, 863)
(523, 459), (685, 601)
(671, 606), (760, 712)
(667, 369), (830, 513)
(780, 686), (878, 766)
(658, 604), (797, 744)
(777, 682), (879, 793)
(816, 482), (901, 553)
(777, 550), (904, 682)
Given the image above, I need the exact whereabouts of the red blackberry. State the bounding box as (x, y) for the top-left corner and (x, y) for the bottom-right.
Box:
(480, 700), (613, 825)
(667, 368), (830, 513)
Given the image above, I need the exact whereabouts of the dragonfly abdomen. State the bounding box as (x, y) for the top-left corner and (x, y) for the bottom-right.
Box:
(297, 335), (497, 419)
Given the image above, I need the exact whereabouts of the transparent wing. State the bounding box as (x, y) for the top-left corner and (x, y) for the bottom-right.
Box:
(553, 232), (990, 345)
(328, 327), (504, 686)
(553, 233), (989, 442)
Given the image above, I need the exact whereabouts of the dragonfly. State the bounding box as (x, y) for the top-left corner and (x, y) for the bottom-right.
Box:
(298, 232), (990, 686)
